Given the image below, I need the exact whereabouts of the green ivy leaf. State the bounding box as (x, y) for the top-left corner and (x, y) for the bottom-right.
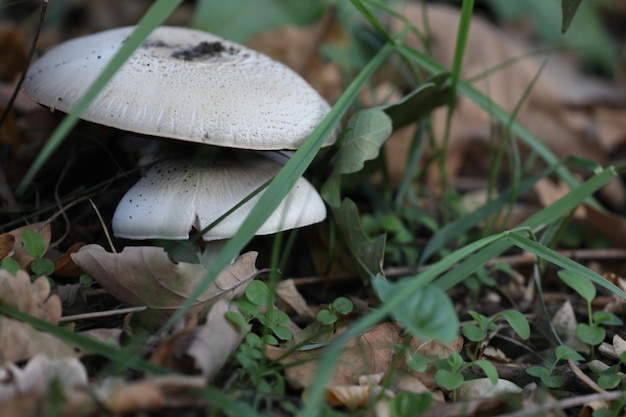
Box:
(331, 108), (392, 176)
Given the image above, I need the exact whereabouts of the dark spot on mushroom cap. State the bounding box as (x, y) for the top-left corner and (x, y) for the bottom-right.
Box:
(171, 41), (239, 61)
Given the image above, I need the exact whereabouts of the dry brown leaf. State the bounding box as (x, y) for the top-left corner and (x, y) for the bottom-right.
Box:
(534, 178), (586, 218)
(265, 322), (462, 390)
(186, 299), (247, 379)
(53, 242), (87, 278)
(95, 375), (206, 414)
(0, 26), (27, 82)
(0, 233), (15, 259)
(0, 317), (76, 364)
(71, 244), (259, 319)
(386, 3), (626, 205)
(0, 269), (61, 324)
(0, 355), (87, 401)
(324, 385), (372, 409)
(456, 378), (522, 400)
(275, 279), (314, 318)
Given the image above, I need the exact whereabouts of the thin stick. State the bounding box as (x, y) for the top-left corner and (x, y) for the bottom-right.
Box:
(59, 306), (147, 322)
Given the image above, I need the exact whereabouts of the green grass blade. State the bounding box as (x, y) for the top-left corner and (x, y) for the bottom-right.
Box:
(507, 231), (626, 298)
(396, 43), (598, 207)
(435, 166), (617, 290)
(17, 0), (183, 194)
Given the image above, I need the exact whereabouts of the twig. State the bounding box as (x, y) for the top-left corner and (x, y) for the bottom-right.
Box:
(59, 306), (147, 322)
(497, 390), (626, 417)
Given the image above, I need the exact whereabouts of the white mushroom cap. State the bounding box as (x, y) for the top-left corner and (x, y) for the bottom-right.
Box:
(112, 152), (326, 240)
(23, 26), (335, 150)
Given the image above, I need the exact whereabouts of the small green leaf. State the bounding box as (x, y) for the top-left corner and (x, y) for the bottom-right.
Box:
(245, 281), (272, 306)
(500, 310), (530, 340)
(542, 374), (565, 388)
(225, 311), (248, 332)
(473, 359), (498, 385)
(576, 323), (605, 346)
(462, 324), (487, 342)
(380, 74), (452, 129)
(30, 258), (54, 277)
(272, 324), (292, 341)
(435, 369), (464, 390)
(331, 297), (353, 315)
(557, 270), (596, 303)
(331, 108), (392, 176)
(555, 345), (585, 362)
(389, 392), (432, 417)
(592, 311), (623, 326)
(334, 198), (386, 279)
(21, 229), (47, 258)
(0, 258), (21, 276)
(316, 309), (337, 325)
(373, 278), (458, 343)
(526, 365), (549, 379)
(406, 354), (430, 372)
(597, 367), (621, 390)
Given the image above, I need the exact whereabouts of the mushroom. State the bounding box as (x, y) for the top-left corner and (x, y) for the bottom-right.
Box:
(23, 26), (335, 265)
(112, 152), (326, 264)
(23, 26), (336, 150)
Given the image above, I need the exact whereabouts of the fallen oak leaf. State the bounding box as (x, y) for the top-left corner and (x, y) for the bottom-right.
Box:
(71, 245), (259, 317)
(185, 299), (247, 380)
(0, 269), (61, 324)
(0, 317), (76, 364)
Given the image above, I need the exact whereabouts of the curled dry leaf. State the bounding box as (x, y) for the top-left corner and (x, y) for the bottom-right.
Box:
(0, 269), (61, 324)
(386, 3), (626, 205)
(0, 355), (87, 402)
(151, 300), (246, 380)
(0, 317), (76, 364)
(186, 299), (247, 380)
(71, 244), (259, 318)
(94, 375), (206, 415)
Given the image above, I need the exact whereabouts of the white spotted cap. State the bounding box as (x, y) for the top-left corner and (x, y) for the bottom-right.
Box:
(112, 152), (326, 240)
(23, 26), (336, 150)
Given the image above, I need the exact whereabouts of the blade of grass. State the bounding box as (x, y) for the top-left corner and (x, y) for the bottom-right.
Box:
(435, 165), (617, 290)
(17, 0), (183, 194)
(507, 231), (626, 297)
(420, 168), (553, 263)
(301, 165), (619, 417)
(397, 43), (600, 208)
